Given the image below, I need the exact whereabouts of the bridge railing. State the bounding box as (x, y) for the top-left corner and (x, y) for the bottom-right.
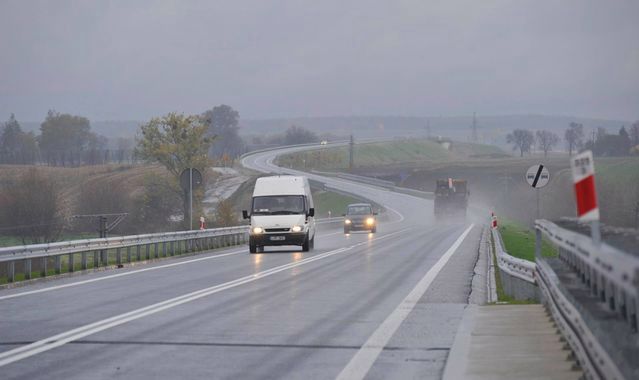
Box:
(534, 219), (639, 380)
(0, 226), (249, 283)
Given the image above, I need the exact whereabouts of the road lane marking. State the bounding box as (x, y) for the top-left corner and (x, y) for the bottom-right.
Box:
(0, 229), (346, 301)
(0, 228), (411, 367)
(0, 249), (244, 301)
(336, 224), (475, 380)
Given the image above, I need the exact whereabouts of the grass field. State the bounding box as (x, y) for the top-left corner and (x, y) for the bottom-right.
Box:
(498, 219), (557, 262)
(0, 232), (98, 248)
(276, 139), (507, 170)
(312, 190), (362, 218)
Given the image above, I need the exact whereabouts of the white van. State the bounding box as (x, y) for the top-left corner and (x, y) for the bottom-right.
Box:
(242, 175), (316, 253)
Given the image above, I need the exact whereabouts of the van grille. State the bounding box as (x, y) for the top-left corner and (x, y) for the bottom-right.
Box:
(265, 228), (290, 233)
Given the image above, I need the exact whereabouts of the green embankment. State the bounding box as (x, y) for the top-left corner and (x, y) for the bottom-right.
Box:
(498, 219), (557, 262)
(0, 233), (103, 249)
(312, 190), (361, 218)
(277, 139), (506, 170)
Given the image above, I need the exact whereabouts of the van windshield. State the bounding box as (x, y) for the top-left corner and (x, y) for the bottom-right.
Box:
(252, 195), (305, 215)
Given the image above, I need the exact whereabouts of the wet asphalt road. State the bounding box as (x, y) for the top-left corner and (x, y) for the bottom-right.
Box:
(0, 145), (481, 379)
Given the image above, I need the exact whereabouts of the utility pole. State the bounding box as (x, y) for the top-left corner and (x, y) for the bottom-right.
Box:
(349, 134), (355, 172)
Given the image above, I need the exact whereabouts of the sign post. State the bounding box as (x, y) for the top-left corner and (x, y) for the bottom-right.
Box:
(570, 150), (600, 245)
(525, 164), (550, 220)
(180, 168), (203, 230)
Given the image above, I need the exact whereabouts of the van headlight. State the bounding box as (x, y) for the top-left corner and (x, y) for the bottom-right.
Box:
(366, 217), (375, 225)
(344, 219), (352, 225)
(252, 227), (264, 234)
(291, 225), (303, 233)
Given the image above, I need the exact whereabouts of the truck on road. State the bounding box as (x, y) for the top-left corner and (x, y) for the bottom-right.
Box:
(433, 178), (469, 218)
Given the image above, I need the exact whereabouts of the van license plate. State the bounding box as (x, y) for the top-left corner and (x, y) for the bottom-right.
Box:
(270, 236), (285, 241)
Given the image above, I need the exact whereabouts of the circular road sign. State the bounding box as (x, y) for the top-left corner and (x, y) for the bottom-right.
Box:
(525, 164), (550, 188)
(180, 168), (203, 191)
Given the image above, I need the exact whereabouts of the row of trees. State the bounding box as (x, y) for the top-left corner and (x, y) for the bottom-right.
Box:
(0, 112), (136, 166)
(0, 105), (248, 167)
(506, 129), (561, 157)
(506, 121), (639, 157)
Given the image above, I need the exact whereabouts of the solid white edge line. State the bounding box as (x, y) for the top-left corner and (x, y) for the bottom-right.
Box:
(335, 224), (475, 380)
(0, 228), (411, 367)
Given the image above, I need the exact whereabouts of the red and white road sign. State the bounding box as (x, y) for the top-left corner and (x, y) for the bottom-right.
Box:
(570, 150), (599, 221)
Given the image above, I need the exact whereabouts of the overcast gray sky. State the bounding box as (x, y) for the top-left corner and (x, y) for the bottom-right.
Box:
(1, 0), (637, 122)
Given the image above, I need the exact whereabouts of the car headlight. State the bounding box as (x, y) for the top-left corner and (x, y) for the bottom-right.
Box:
(366, 217), (375, 225)
(291, 225), (302, 232)
(344, 219), (352, 224)
(252, 227), (264, 234)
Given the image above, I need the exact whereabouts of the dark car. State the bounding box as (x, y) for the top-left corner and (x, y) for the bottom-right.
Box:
(343, 203), (377, 234)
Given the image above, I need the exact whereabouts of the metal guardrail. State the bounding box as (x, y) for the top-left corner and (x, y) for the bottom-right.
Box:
(535, 219), (639, 380)
(0, 215), (343, 283)
(491, 227), (536, 284)
(536, 219), (639, 331)
(0, 226), (249, 283)
(536, 257), (625, 380)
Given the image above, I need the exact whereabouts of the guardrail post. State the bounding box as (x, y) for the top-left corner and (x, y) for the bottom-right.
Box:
(8, 261), (15, 282)
(25, 259), (31, 280)
(41, 257), (47, 277)
(116, 248), (122, 266)
(81, 252), (87, 270)
(101, 249), (108, 267)
(145, 244), (150, 260)
(126, 246), (131, 263)
(68, 253), (74, 273)
(170, 241), (175, 256)
(162, 242), (167, 257)
(154, 243), (159, 258)
(136, 245), (141, 261)
(93, 251), (99, 268)
(55, 256), (61, 274)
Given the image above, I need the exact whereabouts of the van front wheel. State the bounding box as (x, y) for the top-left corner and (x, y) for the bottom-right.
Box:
(302, 234), (310, 252)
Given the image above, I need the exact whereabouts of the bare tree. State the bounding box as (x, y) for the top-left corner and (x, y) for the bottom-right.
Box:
(506, 129), (535, 157)
(214, 199), (237, 227)
(285, 125), (318, 145)
(565, 122), (584, 156)
(535, 130), (559, 158)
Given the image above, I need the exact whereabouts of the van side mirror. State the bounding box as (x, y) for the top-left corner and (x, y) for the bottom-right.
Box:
(373, 212), (378, 216)
(242, 210), (249, 220)
(308, 208), (315, 217)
